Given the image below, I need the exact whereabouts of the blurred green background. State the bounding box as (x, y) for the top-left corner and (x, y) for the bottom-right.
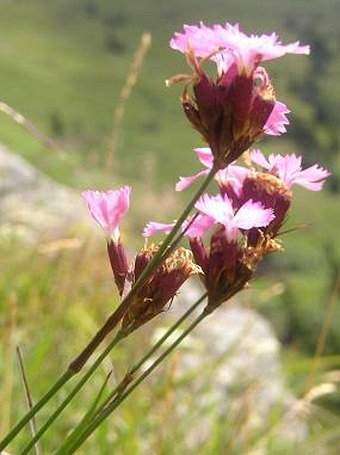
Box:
(0, 0), (339, 453)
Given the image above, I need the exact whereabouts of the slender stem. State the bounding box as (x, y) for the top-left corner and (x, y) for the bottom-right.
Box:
(16, 346), (42, 455)
(21, 294), (207, 454)
(68, 166), (217, 373)
(57, 311), (209, 454)
(99, 292), (208, 411)
(19, 332), (125, 455)
(0, 370), (74, 452)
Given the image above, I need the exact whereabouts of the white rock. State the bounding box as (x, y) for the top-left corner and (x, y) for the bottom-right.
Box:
(0, 144), (90, 242)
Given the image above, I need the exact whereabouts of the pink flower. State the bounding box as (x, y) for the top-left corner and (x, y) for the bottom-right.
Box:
(250, 150), (330, 190)
(82, 186), (131, 240)
(171, 22), (309, 75)
(188, 193), (278, 309)
(195, 193), (274, 241)
(169, 23), (309, 168)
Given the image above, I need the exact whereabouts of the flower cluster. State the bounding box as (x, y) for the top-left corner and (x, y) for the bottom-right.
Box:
(168, 22), (309, 168)
(145, 146), (329, 308)
(82, 22), (329, 328)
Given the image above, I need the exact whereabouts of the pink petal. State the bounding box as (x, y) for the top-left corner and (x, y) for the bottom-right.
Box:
(234, 200), (275, 229)
(264, 101), (290, 135)
(272, 154), (302, 183)
(194, 147), (214, 168)
(195, 193), (234, 224)
(170, 22), (310, 74)
(170, 22), (222, 57)
(176, 169), (210, 191)
(175, 148), (214, 191)
(213, 26), (310, 72)
(290, 164), (330, 191)
(82, 186), (131, 239)
(250, 151), (330, 191)
(216, 165), (249, 196)
(143, 221), (175, 238)
(183, 214), (215, 238)
(249, 149), (270, 169)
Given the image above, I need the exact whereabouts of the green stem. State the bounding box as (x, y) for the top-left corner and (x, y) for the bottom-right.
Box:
(99, 292), (208, 412)
(0, 370), (74, 452)
(57, 310), (209, 455)
(19, 332), (125, 455)
(68, 165), (217, 373)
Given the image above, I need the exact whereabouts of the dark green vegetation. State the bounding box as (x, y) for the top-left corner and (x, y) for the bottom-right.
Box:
(0, 0), (339, 451)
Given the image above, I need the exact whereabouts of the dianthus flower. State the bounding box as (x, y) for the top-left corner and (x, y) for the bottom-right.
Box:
(82, 187), (131, 240)
(218, 150), (330, 241)
(249, 149), (330, 190)
(169, 22), (309, 168)
(194, 193), (274, 242)
(143, 193), (276, 309)
(144, 147), (330, 309)
(187, 193), (275, 308)
(175, 146), (330, 238)
(82, 187), (131, 296)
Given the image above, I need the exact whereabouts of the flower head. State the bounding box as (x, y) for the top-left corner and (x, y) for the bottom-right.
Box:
(82, 186), (131, 296)
(250, 150), (330, 190)
(142, 188), (279, 311)
(195, 193), (274, 242)
(169, 22), (309, 168)
(171, 22), (309, 75)
(188, 193), (278, 310)
(121, 246), (200, 334)
(82, 186), (131, 240)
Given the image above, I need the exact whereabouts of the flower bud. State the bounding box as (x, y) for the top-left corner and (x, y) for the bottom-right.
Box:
(106, 240), (130, 297)
(121, 247), (200, 334)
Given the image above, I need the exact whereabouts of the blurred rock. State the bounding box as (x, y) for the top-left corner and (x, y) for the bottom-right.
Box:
(150, 282), (307, 453)
(0, 145), (90, 242)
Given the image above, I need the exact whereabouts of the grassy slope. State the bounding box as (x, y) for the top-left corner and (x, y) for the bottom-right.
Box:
(0, 0), (338, 186)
